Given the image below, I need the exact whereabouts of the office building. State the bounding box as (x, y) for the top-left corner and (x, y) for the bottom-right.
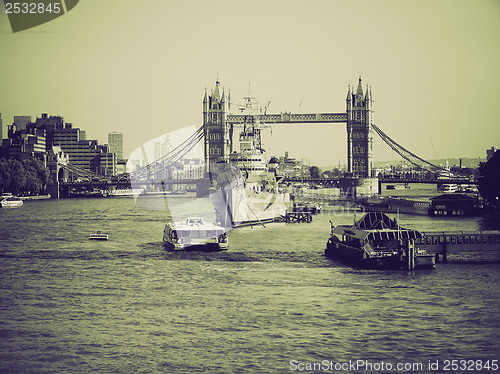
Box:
(108, 132), (123, 161)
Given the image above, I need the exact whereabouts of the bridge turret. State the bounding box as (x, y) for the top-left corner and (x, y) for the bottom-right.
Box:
(203, 79), (228, 171)
(346, 84), (352, 116)
(203, 88), (208, 123)
(354, 77), (364, 106)
(346, 84), (353, 173)
(364, 85), (372, 124)
(347, 77), (373, 178)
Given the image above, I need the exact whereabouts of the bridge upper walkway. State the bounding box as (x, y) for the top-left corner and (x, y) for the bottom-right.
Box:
(226, 112), (347, 124)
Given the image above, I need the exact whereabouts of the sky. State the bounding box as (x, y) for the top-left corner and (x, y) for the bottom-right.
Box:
(1, 0), (499, 168)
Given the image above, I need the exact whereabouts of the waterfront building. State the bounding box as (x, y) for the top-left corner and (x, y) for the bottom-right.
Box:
(116, 159), (127, 174)
(487, 146), (498, 161)
(275, 152), (304, 178)
(108, 132), (123, 160)
(32, 114), (65, 151)
(428, 194), (477, 216)
(2, 113), (117, 176)
(1, 125), (46, 161)
(13, 116), (31, 131)
(153, 134), (172, 161)
(168, 158), (205, 191)
(53, 127), (116, 176)
(96, 144), (116, 176)
(34, 113), (116, 176)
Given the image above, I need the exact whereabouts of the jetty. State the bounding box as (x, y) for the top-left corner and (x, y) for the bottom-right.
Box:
(285, 211), (312, 223)
(416, 230), (500, 263)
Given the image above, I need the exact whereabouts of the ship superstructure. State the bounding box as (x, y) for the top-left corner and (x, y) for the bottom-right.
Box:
(207, 84), (291, 227)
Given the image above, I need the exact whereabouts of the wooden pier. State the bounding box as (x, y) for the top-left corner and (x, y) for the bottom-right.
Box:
(416, 231), (500, 263)
(285, 212), (312, 223)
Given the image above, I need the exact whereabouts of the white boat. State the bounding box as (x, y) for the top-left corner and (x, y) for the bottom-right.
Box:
(163, 217), (228, 251)
(438, 183), (458, 193)
(210, 97), (291, 227)
(0, 195), (23, 208)
(89, 231), (109, 240)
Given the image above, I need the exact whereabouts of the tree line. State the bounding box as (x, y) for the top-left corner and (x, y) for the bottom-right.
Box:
(0, 158), (51, 196)
(478, 150), (500, 208)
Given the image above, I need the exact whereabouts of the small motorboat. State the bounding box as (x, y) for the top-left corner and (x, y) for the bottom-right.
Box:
(0, 194), (23, 208)
(89, 231), (109, 241)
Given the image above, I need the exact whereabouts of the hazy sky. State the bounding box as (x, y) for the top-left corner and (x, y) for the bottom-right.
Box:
(1, 0), (499, 167)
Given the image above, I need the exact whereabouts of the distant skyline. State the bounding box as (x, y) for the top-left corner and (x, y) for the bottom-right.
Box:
(1, 0), (499, 167)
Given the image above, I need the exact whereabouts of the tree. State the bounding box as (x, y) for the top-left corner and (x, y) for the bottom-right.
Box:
(0, 159), (11, 193)
(309, 165), (322, 179)
(0, 157), (50, 195)
(21, 158), (49, 195)
(478, 151), (500, 207)
(8, 159), (26, 195)
(322, 168), (342, 179)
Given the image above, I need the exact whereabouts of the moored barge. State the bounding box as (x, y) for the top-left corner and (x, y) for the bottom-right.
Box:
(326, 212), (435, 270)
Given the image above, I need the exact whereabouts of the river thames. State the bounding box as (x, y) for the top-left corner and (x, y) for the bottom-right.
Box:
(0, 191), (499, 373)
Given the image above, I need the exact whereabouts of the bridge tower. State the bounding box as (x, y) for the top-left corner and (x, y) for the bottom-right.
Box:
(346, 77), (373, 178)
(203, 80), (231, 170)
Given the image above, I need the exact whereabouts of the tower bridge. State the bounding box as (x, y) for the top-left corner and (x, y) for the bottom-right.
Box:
(203, 77), (468, 180)
(48, 76), (473, 197)
(204, 78), (374, 178)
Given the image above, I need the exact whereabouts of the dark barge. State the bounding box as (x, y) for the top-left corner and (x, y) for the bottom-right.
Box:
(326, 212), (435, 270)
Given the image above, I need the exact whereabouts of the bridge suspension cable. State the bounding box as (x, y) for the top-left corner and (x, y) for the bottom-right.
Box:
(59, 162), (106, 180)
(372, 124), (468, 176)
(131, 126), (205, 180)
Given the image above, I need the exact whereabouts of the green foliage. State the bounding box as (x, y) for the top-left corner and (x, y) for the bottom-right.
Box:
(0, 159), (12, 193)
(0, 157), (50, 195)
(478, 151), (500, 207)
(309, 165), (322, 179)
(322, 168), (343, 179)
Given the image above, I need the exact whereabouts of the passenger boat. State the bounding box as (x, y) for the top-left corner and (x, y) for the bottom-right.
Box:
(438, 183), (458, 193)
(326, 212), (435, 269)
(89, 231), (109, 240)
(163, 217), (228, 251)
(0, 194), (23, 208)
(210, 97), (291, 228)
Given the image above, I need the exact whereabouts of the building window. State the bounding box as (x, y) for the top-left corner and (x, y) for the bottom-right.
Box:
(209, 147), (222, 155)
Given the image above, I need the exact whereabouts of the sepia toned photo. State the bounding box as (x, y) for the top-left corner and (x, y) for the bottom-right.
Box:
(1, 1), (499, 373)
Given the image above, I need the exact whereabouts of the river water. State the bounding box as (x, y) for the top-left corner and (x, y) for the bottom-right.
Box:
(1, 192), (499, 373)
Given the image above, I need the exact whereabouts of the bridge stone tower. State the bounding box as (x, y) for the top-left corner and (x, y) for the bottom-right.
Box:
(203, 80), (231, 169)
(346, 77), (373, 178)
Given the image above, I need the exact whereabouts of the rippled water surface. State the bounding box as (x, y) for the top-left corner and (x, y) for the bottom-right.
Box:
(1, 196), (499, 373)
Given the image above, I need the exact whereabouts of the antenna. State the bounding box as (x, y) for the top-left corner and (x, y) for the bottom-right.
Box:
(397, 209), (401, 241)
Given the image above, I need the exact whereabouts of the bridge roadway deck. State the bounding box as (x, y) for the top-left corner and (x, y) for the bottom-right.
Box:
(58, 176), (477, 189)
(59, 179), (201, 188)
(281, 177), (477, 185)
